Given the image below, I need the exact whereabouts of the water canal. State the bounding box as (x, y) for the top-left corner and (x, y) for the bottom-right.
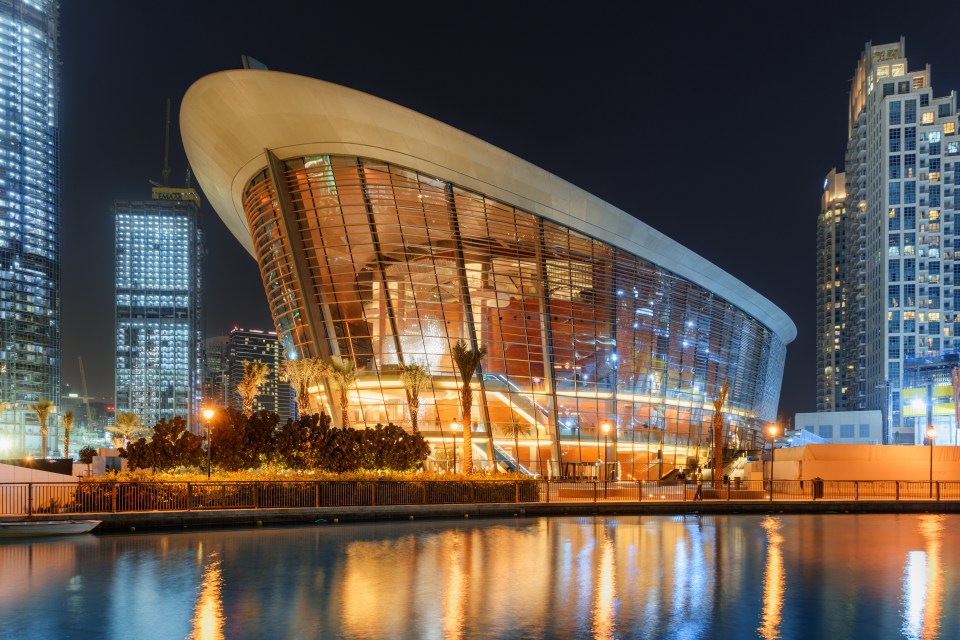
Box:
(0, 513), (954, 639)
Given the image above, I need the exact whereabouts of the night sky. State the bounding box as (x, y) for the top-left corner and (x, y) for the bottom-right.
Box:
(60, 2), (960, 417)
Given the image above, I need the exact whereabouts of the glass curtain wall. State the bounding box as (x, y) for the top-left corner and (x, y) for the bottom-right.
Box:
(242, 154), (786, 476)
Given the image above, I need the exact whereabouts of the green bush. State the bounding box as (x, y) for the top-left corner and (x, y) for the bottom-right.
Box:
(122, 417), (205, 471)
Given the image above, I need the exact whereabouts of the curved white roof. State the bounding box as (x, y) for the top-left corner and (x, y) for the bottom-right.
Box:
(181, 70), (796, 343)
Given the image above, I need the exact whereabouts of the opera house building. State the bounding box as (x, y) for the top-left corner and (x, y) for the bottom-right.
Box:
(181, 70), (796, 478)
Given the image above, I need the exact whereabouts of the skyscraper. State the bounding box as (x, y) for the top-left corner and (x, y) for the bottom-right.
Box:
(816, 169), (848, 413)
(0, 1), (60, 457)
(823, 39), (960, 445)
(202, 335), (230, 409)
(115, 186), (203, 431)
(226, 327), (293, 423)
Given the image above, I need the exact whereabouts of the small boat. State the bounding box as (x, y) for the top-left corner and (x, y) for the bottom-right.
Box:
(0, 520), (101, 538)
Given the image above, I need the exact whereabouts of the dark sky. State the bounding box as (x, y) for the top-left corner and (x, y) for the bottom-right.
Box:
(59, 2), (960, 416)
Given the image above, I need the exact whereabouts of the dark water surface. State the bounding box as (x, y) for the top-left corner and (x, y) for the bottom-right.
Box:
(0, 513), (956, 639)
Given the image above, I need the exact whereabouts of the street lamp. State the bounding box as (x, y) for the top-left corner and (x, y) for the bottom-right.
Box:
(451, 422), (460, 474)
(768, 424), (778, 502)
(927, 425), (936, 499)
(203, 408), (215, 479)
(600, 422), (611, 481)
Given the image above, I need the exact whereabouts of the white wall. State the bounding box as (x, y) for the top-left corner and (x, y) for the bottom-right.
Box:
(794, 410), (883, 444)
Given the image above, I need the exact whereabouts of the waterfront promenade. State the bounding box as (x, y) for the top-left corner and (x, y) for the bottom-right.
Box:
(3, 479), (960, 530)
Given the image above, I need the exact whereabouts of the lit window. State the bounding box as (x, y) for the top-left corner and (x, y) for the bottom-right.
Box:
(930, 172), (940, 182)
(929, 131), (942, 143)
(892, 63), (906, 77)
(945, 122), (957, 135)
(876, 65), (890, 79)
(922, 112), (935, 125)
(913, 76), (925, 90)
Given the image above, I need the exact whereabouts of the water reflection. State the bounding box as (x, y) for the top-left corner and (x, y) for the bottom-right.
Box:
(902, 515), (945, 640)
(442, 531), (467, 640)
(758, 516), (784, 640)
(591, 525), (616, 639)
(3, 515), (960, 638)
(189, 551), (224, 640)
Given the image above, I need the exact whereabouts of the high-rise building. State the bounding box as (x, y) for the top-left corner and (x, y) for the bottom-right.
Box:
(0, 1), (60, 457)
(202, 335), (230, 409)
(816, 169), (848, 412)
(115, 187), (203, 431)
(226, 327), (293, 423)
(823, 39), (960, 445)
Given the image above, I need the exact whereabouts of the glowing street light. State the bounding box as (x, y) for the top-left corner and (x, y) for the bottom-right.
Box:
(600, 422), (611, 482)
(927, 425), (936, 499)
(451, 422), (460, 474)
(768, 424), (779, 502)
(203, 407), (216, 479)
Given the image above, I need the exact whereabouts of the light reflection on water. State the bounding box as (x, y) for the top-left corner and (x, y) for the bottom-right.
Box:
(0, 514), (957, 639)
(901, 515), (945, 640)
(759, 516), (784, 640)
(189, 550), (224, 640)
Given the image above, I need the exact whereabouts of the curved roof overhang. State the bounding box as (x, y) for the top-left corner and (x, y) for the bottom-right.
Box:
(181, 70), (796, 344)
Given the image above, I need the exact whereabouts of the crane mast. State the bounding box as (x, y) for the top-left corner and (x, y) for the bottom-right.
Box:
(78, 356), (95, 431)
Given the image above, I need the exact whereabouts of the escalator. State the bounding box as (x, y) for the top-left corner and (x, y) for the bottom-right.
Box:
(481, 373), (551, 427)
(492, 443), (538, 476)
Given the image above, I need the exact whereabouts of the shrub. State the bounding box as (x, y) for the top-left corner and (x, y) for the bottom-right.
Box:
(362, 423), (430, 471)
(122, 417), (205, 471)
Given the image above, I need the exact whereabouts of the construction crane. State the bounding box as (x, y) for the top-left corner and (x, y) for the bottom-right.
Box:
(78, 356), (95, 431)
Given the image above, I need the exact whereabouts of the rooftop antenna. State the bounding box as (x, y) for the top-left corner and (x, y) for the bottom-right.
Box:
(161, 98), (171, 187)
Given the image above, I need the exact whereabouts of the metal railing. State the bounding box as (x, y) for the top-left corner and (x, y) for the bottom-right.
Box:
(0, 480), (538, 516)
(2, 479), (959, 516)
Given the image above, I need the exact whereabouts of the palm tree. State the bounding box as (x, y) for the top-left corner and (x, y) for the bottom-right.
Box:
(451, 340), (487, 474)
(711, 381), (730, 490)
(400, 362), (431, 434)
(107, 411), (147, 448)
(495, 417), (535, 474)
(29, 399), (54, 458)
(237, 360), (270, 417)
(62, 410), (75, 458)
(322, 356), (359, 427)
(280, 357), (324, 418)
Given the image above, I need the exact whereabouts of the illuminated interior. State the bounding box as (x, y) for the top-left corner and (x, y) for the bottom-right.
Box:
(240, 154), (788, 476)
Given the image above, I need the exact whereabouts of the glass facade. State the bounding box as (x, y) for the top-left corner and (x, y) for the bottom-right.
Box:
(834, 40), (960, 445)
(115, 197), (202, 431)
(0, 0), (60, 456)
(241, 154), (787, 477)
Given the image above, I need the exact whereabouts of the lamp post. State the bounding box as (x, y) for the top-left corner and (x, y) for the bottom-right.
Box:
(927, 425), (936, 499)
(657, 427), (664, 481)
(768, 424), (778, 502)
(203, 408), (215, 479)
(600, 422), (611, 481)
(451, 422), (460, 474)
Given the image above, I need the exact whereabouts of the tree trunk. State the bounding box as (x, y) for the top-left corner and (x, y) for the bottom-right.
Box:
(409, 398), (420, 434)
(514, 429), (520, 474)
(461, 387), (473, 474)
(40, 424), (47, 458)
(340, 388), (350, 427)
